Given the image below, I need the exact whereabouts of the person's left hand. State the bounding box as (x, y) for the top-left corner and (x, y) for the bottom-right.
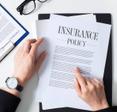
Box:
(13, 38), (47, 86)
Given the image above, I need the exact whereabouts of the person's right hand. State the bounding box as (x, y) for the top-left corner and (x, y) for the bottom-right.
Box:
(74, 68), (109, 111)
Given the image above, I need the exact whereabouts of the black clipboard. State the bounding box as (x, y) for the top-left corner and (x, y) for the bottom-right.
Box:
(38, 13), (112, 112)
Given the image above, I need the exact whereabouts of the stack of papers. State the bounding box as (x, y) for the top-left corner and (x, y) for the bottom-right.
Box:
(35, 14), (111, 111)
(0, 4), (29, 61)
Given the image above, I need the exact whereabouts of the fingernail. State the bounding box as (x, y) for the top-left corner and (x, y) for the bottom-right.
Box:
(76, 67), (80, 71)
(42, 50), (47, 56)
(74, 67), (80, 73)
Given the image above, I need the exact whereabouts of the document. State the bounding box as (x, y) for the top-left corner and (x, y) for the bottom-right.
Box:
(0, 4), (28, 61)
(36, 14), (111, 110)
(36, 14), (97, 101)
(50, 14), (96, 22)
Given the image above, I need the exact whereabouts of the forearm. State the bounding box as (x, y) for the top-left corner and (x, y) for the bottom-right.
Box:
(0, 76), (24, 112)
(0, 39), (45, 112)
(1, 75), (26, 97)
(0, 89), (21, 112)
(0, 89), (117, 112)
(1, 88), (20, 97)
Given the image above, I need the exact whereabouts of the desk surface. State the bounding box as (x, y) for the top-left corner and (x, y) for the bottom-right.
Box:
(0, 0), (117, 112)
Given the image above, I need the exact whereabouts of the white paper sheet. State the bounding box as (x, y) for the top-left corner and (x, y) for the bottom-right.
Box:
(0, 5), (25, 48)
(36, 14), (97, 102)
(36, 14), (111, 110)
(50, 14), (96, 22)
(36, 14), (96, 37)
(0, 5), (27, 61)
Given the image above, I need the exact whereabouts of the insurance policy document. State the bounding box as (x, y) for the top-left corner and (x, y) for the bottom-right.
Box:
(36, 15), (111, 110)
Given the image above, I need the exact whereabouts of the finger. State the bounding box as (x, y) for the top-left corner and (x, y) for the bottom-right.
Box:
(94, 78), (103, 84)
(35, 51), (47, 72)
(90, 79), (101, 90)
(23, 39), (37, 53)
(86, 78), (96, 91)
(93, 78), (104, 87)
(30, 38), (44, 56)
(75, 78), (82, 96)
(74, 68), (87, 88)
(86, 78), (93, 86)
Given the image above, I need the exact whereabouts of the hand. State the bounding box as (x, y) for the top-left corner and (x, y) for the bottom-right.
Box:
(13, 38), (47, 86)
(74, 68), (109, 111)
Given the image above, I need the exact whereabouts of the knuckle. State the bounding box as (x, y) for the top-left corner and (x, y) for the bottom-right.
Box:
(89, 85), (95, 91)
(100, 84), (104, 89)
(96, 84), (100, 89)
(83, 88), (88, 94)
(29, 54), (34, 58)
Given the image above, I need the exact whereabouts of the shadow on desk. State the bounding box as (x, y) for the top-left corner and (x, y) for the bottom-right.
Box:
(16, 75), (39, 112)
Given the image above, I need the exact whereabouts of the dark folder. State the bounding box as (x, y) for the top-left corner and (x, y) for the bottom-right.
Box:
(38, 13), (112, 112)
